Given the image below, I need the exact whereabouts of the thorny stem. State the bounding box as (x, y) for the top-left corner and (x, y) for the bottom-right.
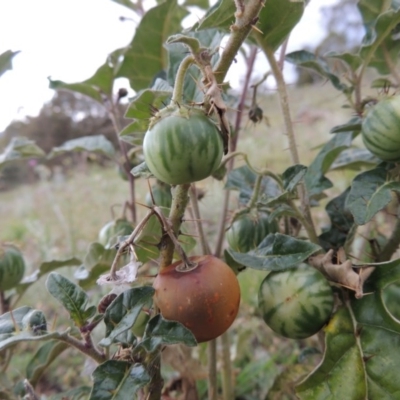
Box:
(220, 332), (233, 400)
(262, 45), (319, 244)
(159, 184), (191, 270)
(214, 0), (264, 84)
(214, 49), (258, 257)
(190, 184), (211, 254)
(110, 211), (154, 279)
(207, 339), (218, 400)
(108, 97), (137, 223)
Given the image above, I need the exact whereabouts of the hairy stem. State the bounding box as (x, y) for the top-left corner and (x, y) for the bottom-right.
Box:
(214, 0), (264, 84)
(220, 332), (233, 400)
(57, 331), (105, 364)
(207, 338), (218, 400)
(262, 45), (319, 244)
(171, 55), (195, 105)
(159, 184), (191, 270)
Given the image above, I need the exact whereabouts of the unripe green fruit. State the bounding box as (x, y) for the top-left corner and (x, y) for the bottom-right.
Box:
(0, 244), (26, 291)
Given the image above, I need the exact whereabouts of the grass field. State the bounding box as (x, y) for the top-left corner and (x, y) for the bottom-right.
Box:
(0, 81), (359, 397)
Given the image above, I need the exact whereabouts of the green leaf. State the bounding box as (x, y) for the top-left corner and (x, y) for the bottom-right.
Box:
(330, 148), (379, 171)
(16, 257), (81, 296)
(304, 132), (353, 198)
(83, 242), (117, 270)
(281, 164), (307, 192)
(225, 165), (280, 205)
(0, 137), (45, 169)
(254, 0), (305, 51)
(191, 0), (235, 31)
(90, 361), (150, 400)
(139, 314), (197, 353)
(0, 50), (20, 78)
(48, 135), (115, 159)
(285, 50), (350, 93)
(131, 161), (154, 178)
(46, 272), (93, 328)
(49, 61), (115, 103)
(26, 340), (69, 386)
(330, 117), (362, 134)
(297, 259), (400, 399)
(167, 29), (224, 103)
(327, 52), (363, 71)
(227, 233), (322, 272)
(117, 0), (188, 91)
(125, 80), (172, 120)
(346, 167), (400, 225)
(318, 188), (354, 252)
(100, 287), (154, 347)
(110, 0), (137, 11)
(0, 307), (56, 352)
(360, 8), (400, 75)
(371, 77), (398, 89)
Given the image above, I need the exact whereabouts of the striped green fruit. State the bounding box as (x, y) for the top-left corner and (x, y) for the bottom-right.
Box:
(143, 107), (223, 185)
(362, 96), (400, 162)
(226, 213), (278, 253)
(0, 244), (26, 291)
(258, 264), (334, 339)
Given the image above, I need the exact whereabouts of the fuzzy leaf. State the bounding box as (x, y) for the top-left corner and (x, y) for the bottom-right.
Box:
(225, 165), (280, 205)
(346, 167), (400, 225)
(281, 164), (307, 192)
(139, 315), (197, 353)
(90, 361), (150, 400)
(191, 0), (235, 31)
(100, 287), (154, 347)
(319, 188), (354, 251)
(285, 50), (350, 93)
(124, 79), (172, 120)
(167, 29), (223, 103)
(49, 61), (115, 103)
(117, 0), (188, 91)
(0, 137), (45, 168)
(48, 135), (115, 159)
(26, 341), (69, 386)
(297, 260), (400, 399)
(254, 0), (304, 51)
(46, 273), (92, 328)
(304, 132), (353, 198)
(227, 233), (322, 272)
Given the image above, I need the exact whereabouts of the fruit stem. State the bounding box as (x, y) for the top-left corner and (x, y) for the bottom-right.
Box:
(262, 44), (319, 245)
(159, 184), (191, 271)
(171, 55), (195, 106)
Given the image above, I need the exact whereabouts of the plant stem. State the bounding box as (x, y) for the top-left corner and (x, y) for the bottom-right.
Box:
(147, 354), (163, 400)
(207, 338), (218, 400)
(214, 1), (264, 84)
(262, 44), (319, 244)
(159, 184), (191, 270)
(0, 290), (8, 314)
(171, 55), (195, 105)
(108, 98), (137, 223)
(214, 48), (257, 257)
(56, 331), (105, 364)
(220, 332), (233, 400)
(189, 184), (211, 254)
